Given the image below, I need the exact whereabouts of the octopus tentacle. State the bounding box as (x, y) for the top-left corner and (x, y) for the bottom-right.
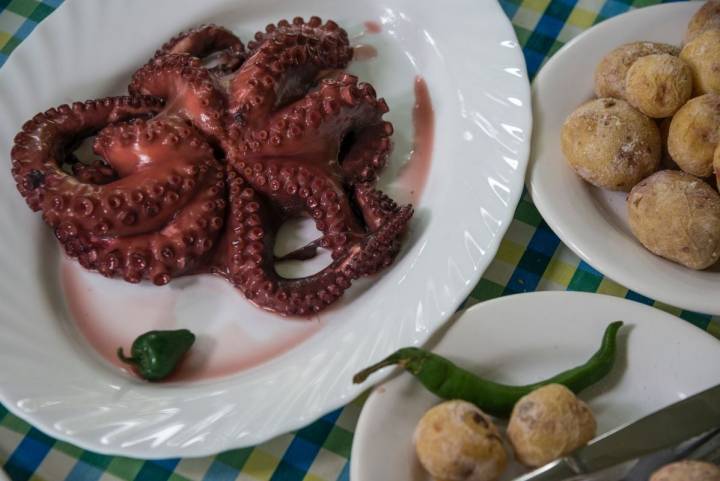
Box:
(231, 74), (392, 183)
(153, 24), (246, 74)
(228, 16), (352, 124)
(246, 16), (337, 52)
(352, 185), (411, 274)
(11, 96), (163, 214)
(353, 184), (405, 231)
(129, 54), (226, 142)
(223, 169), (410, 315)
(231, 158), (365, 258)
(339, 117), (394, 184)
(13, 108), (213, 237)
(82, 166), (226, 285)
(11, 98), (225, 283)
(227, 73), (399, 260)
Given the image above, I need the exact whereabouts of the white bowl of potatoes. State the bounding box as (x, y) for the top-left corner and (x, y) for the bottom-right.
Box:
(530, 0), (720, 314)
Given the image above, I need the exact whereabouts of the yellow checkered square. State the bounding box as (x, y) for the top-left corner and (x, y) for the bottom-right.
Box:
(566, 7), (596, 28)
(544, 258), (576, 287)
(241, 450), (280, 481)
(0, 31), (11, 50)
(522, 0), (551, 12)
(497, 239), (525, 266)
(596, 278), (628, 298)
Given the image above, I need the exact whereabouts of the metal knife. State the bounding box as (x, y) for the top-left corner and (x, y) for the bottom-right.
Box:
(512, 384), (720, 481)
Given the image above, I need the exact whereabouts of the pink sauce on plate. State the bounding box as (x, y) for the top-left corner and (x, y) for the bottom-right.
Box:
(353, 44), (378, 61)
(62, 258), (321, 381)
(363, 21), (382, 34)
(396, 76), (435, 205)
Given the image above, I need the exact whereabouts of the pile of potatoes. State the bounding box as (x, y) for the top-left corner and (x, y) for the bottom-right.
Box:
(561, 0), (720, 270)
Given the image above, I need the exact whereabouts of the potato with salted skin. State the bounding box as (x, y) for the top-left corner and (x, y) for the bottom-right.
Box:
(650, 460), (720, 481)
(667, 94), (720, 177)
(628, 170), (720, 270)
(625, 54), (693, 118)
(681, 30), (720, 95)
(414, 400), (507, 481)
(561, 98), (661, 191)
(594, 42), (680, 99)
(507, 384), (596, 468)
(686, 0), (720, 44)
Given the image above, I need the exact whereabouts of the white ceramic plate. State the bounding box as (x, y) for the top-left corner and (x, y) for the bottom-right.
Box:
(0, 0), (531, 458)
(528, 2), (720, 314)
(351, 291), (720, 481)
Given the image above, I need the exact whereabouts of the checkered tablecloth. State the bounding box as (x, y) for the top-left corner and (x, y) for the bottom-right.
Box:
(1, 0), (717, 480)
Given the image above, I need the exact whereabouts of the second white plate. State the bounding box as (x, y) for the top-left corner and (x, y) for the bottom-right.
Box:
(528, 2), (720, 314)
(351, 291), (720, 481)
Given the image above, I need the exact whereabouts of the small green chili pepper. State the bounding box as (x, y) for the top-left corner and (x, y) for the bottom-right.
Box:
(117, 329), (196, 381)
(353, 321), (623, 418)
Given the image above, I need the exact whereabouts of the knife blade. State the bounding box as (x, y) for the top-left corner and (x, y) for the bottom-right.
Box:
(512, 384), (720, 481)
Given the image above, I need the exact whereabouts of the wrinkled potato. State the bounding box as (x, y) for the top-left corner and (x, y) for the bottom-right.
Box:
(414, 400), (507, 481)
(594, 42), (680, 99)
(561, 98), (661, 191)
(686, 0), (720, 44)
(667, 94), (720, 177)
(625, 54), (693, 118)
(628, 170), (720, 270)
(650, 460), (720, 481)
(680, 29), (720, 95)
(507, 384), (596, 468)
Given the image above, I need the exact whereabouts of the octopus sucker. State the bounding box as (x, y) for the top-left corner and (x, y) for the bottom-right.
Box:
(11, 17), (414, 316)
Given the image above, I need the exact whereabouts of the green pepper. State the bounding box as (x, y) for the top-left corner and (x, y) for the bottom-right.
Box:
(117, 329), (196, 381)
(353, 321), (623, 418)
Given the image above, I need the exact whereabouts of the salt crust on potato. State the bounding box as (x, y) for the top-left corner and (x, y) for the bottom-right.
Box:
(668, 93), (720, 177)
(680, 29), (720, 95)
(414, 400), (507, 481)
(507, 384), (596, 468)
(561, 98), (660, 191)
(628, 170), (720, 270)
(625, 54), (692, 118)
(594, 42), (680, 99)
(685, 0), (720, 44)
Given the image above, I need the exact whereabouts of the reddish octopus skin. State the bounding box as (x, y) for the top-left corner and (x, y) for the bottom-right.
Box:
(221, 167), (412, 316)
(227, 73), (398, 258)
(228, 17), (353, 126)
(10, 96), (226, 285)
(10, 16), (413, 316)
(129, 54), (228, 143)
(152, 24), (246, 75)
(216, 18), (412, 314)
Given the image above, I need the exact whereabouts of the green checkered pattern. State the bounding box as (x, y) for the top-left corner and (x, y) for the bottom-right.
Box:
(1, 0), (717, 480)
